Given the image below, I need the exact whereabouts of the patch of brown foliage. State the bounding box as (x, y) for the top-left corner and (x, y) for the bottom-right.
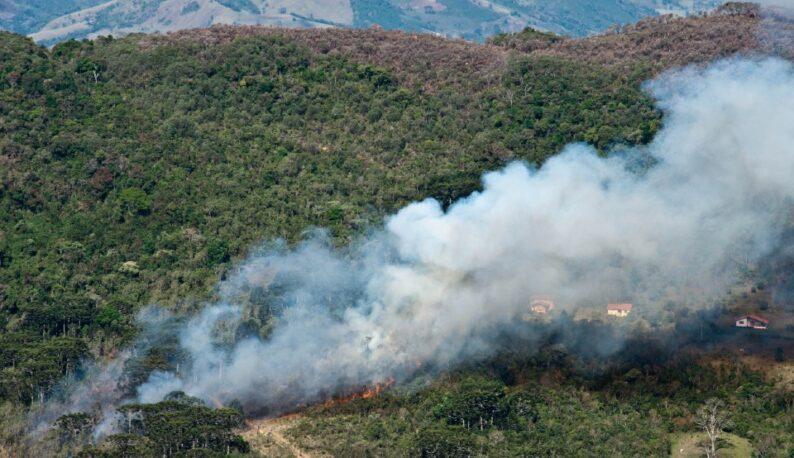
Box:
(519, 3), (793, 71)
(137, 27), (508, 91)
(132, 3), (792, 90)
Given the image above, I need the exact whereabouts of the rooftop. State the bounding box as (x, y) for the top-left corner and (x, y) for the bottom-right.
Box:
(736, 314), (769, 324)
(607, 303), (633, 311)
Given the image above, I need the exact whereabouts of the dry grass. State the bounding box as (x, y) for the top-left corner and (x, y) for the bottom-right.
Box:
(242, 414), (319, 458)
(739, 356), (794, 391)
(671, 432), (754, 458)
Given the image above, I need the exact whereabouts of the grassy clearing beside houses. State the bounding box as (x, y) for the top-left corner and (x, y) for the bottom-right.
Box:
(671, 432), (753, 458)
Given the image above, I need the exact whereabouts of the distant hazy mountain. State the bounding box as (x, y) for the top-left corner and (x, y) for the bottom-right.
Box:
(0, 0), (106, 34)
(3, 0), (726, 44)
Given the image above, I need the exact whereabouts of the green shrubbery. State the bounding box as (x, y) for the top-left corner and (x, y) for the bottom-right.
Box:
(0, 30), (663, 408)
(1, 26), (789, 457)
(68, 392), (249, 457)
(285, 349), (791, 457)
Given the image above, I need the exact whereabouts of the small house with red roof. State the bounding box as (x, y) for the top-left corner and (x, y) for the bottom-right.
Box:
(735, 314), (769, 330)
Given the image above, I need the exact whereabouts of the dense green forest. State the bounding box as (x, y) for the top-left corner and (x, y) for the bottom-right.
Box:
(0, 4), (792, 456)
(0, 29), (659, 406)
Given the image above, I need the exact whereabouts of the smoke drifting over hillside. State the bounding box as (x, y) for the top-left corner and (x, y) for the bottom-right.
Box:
(35, 57), (794, 431)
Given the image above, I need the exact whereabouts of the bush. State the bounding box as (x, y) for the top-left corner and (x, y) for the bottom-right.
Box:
(205, 238), (230, 266)
(431, 376), (507, 429)
(119, 188), (152, 215)
(411, 425), (474, 457)
(95, 305), (123, 329)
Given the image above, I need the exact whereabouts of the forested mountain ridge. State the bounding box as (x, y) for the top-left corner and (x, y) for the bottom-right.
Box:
(4, 0), (725, 45)
(491, 2), (794, 67)
(0, 3), (792, 456)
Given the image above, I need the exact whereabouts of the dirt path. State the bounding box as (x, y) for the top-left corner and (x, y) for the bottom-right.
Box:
(243, 414), (314, 458)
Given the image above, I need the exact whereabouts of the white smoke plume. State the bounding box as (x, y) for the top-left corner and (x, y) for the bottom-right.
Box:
(758, 2), (794, 58)
(129, 57), (794, 411)
(34, 57), (794, 428)
(756, 0), (794, 8)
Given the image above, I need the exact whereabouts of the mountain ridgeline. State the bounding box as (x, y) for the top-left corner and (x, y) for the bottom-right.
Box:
(2, 0), (726, 44)
(0, 3), (793, 456)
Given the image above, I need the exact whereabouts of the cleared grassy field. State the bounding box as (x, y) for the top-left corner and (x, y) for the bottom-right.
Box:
(671, 432), (753, 458)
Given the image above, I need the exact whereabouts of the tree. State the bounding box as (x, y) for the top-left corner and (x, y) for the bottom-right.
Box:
(95, 305), (124, 330)
(411, 425), (473, 457)
(205, 238), (230, 266)
(431, 376), (506, 430)
(119, 187), (152, 216)
(695, 398), (732, 458)
(113, 399), (248, 456)
(55, 412), (96, 453)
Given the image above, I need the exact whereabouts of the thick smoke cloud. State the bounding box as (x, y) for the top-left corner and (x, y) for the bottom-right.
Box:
(758, 1), (794, 58)
(756, 0), (794, 7)
(34, 57), (794, 430)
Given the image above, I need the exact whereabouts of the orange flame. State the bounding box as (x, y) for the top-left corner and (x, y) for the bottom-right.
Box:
(323, 378), (395, 408)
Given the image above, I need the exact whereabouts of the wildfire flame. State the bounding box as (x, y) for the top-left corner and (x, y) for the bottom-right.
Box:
(211, 379), (396, 416)
(323, 378), (395, 408)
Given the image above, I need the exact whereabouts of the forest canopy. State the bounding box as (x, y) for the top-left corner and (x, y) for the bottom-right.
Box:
(0, 4), (791, 456)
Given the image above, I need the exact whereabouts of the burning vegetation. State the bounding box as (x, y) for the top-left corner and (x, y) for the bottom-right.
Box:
(322, 379), (395, 409)
(26, 56), (794, 454)
(2, 4), (792, 457)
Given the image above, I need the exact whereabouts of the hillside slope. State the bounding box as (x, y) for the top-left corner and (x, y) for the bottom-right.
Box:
(12, 0), (725, 45)
(0, 0), (105, 34)
(0, 0), (788, 406)
(491, 2), (794, 68)
(0, 4), (792, 456)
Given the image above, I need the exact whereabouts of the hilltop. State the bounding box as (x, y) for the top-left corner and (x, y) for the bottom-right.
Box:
(493, 2), (794, 68)
(0, 4), (792, 456)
